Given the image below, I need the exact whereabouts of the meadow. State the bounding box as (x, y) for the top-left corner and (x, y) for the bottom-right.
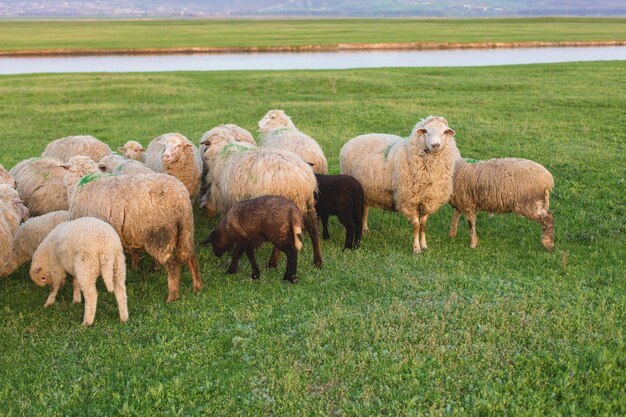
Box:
(0, 18), (624, 52)
(0, 62), (624, 415)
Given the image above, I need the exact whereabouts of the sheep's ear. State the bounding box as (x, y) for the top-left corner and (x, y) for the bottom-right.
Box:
(414, 128), (427, 136)
(306, 162), (315, 167)
(33, 267), (42, 274)
(200, 140), (211, 146)
(59, 164), (70, 170)
(184, 143), (193, 149)
(445, 128), (456, 137)
(117, 147), (126, 153)
(98, 163), (107, 172)
(139, 147), (145, 152)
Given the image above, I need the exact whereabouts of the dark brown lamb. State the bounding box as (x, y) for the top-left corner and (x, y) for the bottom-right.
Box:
(202, 195), (304, 283)
(314, 174), (365, 250)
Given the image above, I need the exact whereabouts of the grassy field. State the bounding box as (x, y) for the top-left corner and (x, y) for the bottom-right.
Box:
(0, 62), (624, 415)
(0, 18), (625, 52)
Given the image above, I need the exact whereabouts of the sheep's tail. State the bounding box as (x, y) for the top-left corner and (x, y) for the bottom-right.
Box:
(293, 210), (304, 252)
(100, 251), (115, 293)
(175, 204), (196, 263)
(543, 187), (551, 211)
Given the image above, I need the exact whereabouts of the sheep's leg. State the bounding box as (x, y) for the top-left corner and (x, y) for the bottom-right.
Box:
(362, 204), (370, 233)
(339, 212), (355, 250)
(72, 276), (82, 304)
(130, 251), (140, 269)
(449, 209), (461, 238)
(419, 214), (429, 250)
(267, 246), (281, 269)
(150, 257), (160, 273)
(353, 203), (363, 249)
(114, 278), (129, 323)
(320, 213), (330, 240)
(304, 210), (323, 267)
(282, 246), (299, 283)
(81, 281), (98, 326)
(411, 216), (422, 254)
(245, 248), (261, 280)
(164, 259), (181, 303)
(227, 245), (244, 274)
(540, 211), (555, 251)
(44, 282), (62, 307)
(467, 212), (478, 248)
(187, 255), (203, 292)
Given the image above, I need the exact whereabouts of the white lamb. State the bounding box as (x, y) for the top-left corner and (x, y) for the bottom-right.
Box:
(30, 217), (128, 326)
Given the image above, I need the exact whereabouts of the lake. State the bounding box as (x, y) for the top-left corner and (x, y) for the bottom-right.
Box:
(1, 46), (625, 74)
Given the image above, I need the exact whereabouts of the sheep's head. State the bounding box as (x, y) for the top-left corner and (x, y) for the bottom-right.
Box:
(0, 185), (28, 221)
(0, 164), (16, 189)
(201, 228), (234, 257)
(257, 109), (295, 133)
(61, 156), (101, 201)
(411, 116), (455, 154)
(162, 134), (192, 165)
(30, 264), (50, 287)
(118, 140), (145, 161)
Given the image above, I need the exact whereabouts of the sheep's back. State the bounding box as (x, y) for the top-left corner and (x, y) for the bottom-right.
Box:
(261, 130), (328, 174)
(42, 135), (112, 162)
(10, 158), (68, 216)
(219, 148), (316, 214)
(453, 158), (554, 213)
(340, 134), (404, 210)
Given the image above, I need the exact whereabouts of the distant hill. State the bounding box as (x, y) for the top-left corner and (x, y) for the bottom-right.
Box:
(2, 0), (625, 18)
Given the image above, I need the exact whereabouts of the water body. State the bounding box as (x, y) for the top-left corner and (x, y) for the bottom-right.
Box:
(1, 46), (625, 74)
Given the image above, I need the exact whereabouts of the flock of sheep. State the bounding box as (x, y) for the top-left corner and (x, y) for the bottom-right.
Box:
(0, 110), (555, 325)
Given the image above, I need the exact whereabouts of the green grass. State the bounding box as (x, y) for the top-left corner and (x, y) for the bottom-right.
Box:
(0, 62), (624, 415)
(0, 18), (624, 52)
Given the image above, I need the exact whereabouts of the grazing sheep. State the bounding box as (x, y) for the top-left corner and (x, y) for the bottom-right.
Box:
(202, 196), (304, 283)
(42, 135), (112, 162)
(10, 157), (69, 216)
(1, 210), (70, 278)
(63, 156), (202, 302)
(0, 185), (29, 275)
(340, 116), (461, 253)
(0, 163), (16, 188)
(315, 174), (365, 250)
(117, 140), (146, 162)
(202, 139), (323, 267)
(98, 154), (154, 175)
(30, 217), (128, 326)
(449, 157), (555, 251)
(145, 133), (203, 201)
(258, 110), (328, 174)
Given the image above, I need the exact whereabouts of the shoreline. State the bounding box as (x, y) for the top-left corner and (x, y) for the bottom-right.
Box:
(1, 40), (625, 57)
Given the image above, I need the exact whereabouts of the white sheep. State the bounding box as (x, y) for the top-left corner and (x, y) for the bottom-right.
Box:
(201, 136), (323, 267)
(1, 210), (70, 278)
(145, 133), (203, 201)
(30, 217), (128, 326)
(117, 140), (146, 162)
(63, 156), (203, 302)
(257, 110), (328, 174)
(0, 185), (29, 275)
(0, 163), (16, 188)
(340, 116), (461, 253)
(449, 157), (555, 251)
(42, 135), (112, 162)
(10, 157), (69, 216)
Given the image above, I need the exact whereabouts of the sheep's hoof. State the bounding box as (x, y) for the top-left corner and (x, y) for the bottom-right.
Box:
(250, 273), (260, 280)
(542, 239), (554, 251)
(322, 234), (330, 240)
(284, 276), (299, 284)
(225, 267), (237, 274)
(412, 247), (422, 254)
(193, 283), (203, 292)
(82, 321), (94, 327)
(267, 261), (278, 269)
(313, 260), (323, 268)
(73, 298), (82, 304)
(166, 293), (179, 303)
(449, 231), (457, 238)
(120, 316), (129, 323)
(43, 301), (54, 308)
